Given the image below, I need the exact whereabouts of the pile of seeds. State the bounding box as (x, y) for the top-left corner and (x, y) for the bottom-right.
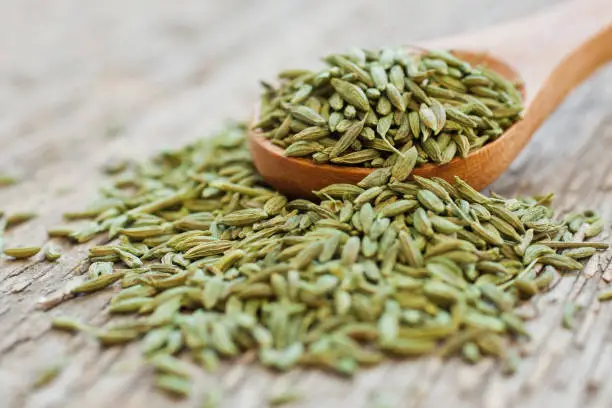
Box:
(255, 47), (523, 167)
(43, 123), (607, 397)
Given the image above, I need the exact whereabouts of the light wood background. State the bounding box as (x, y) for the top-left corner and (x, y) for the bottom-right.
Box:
(1, 1), (611, 407)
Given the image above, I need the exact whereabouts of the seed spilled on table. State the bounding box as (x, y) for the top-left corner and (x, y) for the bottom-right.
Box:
(35, 121), (608, 398)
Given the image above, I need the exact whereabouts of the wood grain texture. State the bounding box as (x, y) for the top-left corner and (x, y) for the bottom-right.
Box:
(1, 1), (611, 407)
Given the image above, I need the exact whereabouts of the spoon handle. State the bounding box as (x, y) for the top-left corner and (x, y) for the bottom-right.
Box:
(425, 0), (612, 105)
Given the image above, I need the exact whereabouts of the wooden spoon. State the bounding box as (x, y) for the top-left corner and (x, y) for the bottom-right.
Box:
(248, 0), (612, 198)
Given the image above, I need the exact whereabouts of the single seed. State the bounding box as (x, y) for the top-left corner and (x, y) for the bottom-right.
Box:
(4, 246), (41, 259)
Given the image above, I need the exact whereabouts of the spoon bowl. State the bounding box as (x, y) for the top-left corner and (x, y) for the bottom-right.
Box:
(249, 0), (612, 198)
(249, 51), (522, 198)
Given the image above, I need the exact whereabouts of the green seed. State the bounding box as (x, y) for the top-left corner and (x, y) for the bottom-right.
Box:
(597, 289), (612, 302)
(155, 374), (191, 397)
(6, 212), (38, 228)
(4, 246), (41, 259)
(330, 78), (370, 111)
(31, 360), (65, 389)
(44, 244), (62, 261)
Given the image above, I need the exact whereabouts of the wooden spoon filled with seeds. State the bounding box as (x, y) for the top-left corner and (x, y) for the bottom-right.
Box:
(249, 0), (612, 198)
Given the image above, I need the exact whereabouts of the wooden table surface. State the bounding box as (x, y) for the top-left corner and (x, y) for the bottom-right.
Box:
(1, 1), (611, 407)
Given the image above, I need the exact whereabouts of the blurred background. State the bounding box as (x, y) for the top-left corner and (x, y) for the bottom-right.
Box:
(1, 0), (568, 173)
